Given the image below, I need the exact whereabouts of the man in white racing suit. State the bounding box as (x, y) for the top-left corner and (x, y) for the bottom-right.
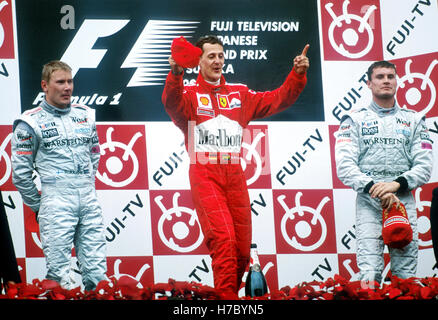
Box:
(335, 60), (433, 285)
(11, 61), (107, 290)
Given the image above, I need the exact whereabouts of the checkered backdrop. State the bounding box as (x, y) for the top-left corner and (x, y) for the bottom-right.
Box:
(1, 0), (438, 296)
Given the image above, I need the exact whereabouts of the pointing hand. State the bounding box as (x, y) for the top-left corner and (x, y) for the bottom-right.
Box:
(293, 44), (310, 74)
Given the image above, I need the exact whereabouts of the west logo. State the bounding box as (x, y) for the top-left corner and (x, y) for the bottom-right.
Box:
(71, 116), (88, 124)
(396, 118), (411, 127)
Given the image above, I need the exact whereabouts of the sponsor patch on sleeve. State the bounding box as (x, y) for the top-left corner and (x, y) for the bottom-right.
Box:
(421, 142), (432, 149)
(91, 145), (101, 154)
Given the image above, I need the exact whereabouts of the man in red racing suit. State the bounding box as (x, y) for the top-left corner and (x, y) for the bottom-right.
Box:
(162, 35), (309, 299)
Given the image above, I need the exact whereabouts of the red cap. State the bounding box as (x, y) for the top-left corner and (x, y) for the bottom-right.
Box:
(171, 36), (202, 68)
(382, 202), (413, 249)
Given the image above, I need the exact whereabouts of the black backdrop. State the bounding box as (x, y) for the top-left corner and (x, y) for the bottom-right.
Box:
(16, 0), (323, 122)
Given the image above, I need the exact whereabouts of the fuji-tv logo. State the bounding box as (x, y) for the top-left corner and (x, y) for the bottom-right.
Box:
(274, 190), (337, 254)
(393, 53), (438, 118)
(150, 190), (208, 255)
(62, 19), (199, 87)
(320, 0), (383, 61)
(95, 124), (148, 190)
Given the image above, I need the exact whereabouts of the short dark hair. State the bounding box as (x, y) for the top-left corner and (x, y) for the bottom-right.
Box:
(367, 60), (397, 80)
(195, 35), (224, 51)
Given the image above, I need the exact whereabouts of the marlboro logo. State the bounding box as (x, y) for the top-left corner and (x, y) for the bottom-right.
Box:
(189, 115), (243, 153)
(198, 128), (241, 148)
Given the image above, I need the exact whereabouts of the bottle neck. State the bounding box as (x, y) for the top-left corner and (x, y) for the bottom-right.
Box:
(250, 248), (260, 267)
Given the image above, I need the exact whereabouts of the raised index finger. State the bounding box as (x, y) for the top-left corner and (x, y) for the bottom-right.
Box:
(301, 44), (309, 57)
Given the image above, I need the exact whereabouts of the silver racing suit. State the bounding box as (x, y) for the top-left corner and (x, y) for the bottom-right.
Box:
(335, 101), (433, 283)
(11, 100), (107, 290)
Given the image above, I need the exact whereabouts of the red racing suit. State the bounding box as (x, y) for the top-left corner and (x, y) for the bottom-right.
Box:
(162, 68), (306, 297)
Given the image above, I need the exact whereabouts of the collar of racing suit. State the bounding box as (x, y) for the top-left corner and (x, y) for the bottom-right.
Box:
(41, 99), (71, 117)
(369, 100), (399, 116)
(196, 72), (226, 93)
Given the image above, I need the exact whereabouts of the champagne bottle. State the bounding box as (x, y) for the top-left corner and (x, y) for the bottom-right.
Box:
(245, 243), (268, 297)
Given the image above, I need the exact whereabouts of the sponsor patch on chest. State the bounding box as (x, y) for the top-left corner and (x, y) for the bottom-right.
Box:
(361, 126), (378, 135)
(190, 114), (243, 153)
(217, 92), (241, 110)
(196, 93), (214, 117)
(41, 128), (59, 138)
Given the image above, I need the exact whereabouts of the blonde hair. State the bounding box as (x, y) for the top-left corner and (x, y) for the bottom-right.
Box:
(41, 60), (72, 82)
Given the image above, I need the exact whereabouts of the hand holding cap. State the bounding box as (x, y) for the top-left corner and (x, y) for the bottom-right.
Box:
(171, 36), (202, 69)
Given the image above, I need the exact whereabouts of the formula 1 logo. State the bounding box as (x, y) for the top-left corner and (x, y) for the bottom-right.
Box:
(393, 53), (438, 118)
(320, 0), (383, 61)
(273, 190), (337, 253)
(95, 124), (148, 190)
(0, 0), (14, 59)
(150, 190), (208, 255)
(241, 125), (271, 188)
(29, 19), (200, 107)
(60, 19), (199, 87)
